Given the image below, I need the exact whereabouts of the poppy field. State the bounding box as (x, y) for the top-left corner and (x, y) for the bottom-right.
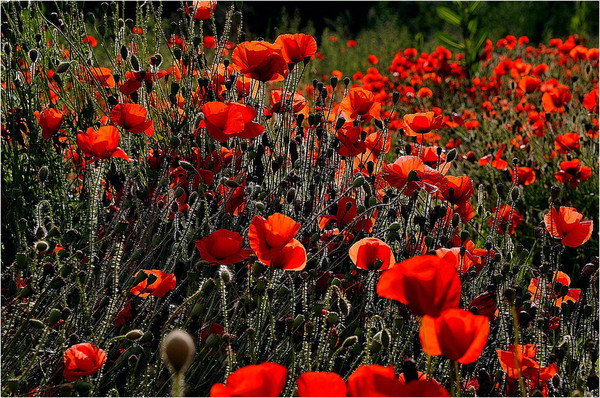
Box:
(1, 1), (599, 397)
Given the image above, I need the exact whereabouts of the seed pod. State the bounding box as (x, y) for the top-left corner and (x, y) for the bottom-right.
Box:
(161, 329), (195, 374)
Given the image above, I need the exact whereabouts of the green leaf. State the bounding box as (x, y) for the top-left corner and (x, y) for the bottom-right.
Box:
(469, 1), (483, 14)
(472, 29), (489, 54)
(437, 6), (461, 26)
(436, 32), (465, 51)
(467, 18), (478, 35)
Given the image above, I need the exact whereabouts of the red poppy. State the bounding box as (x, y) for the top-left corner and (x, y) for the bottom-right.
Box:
(63, 343), (106, 382)
(489, 204), (524, 234)
(497, 344), (558, 396)
(87, 67), (115, 88)
(336, 123), (367, 157)
(210, 362), (288, 397)
(188, 0), (216, 20)
(348, 238), (395, 271)
(417, 87), (433, 98)
(110, 103), (154, 137)
(269, 89), (309, 119)
(218, 176), (246, 215)
(231, 41), (288, 82)
(582, 88), (599, 113)
(274, 33), (317, 64)
(114, 299), (133, 327)
(376, 255), (461, 317)
(403, 112), (444, 136)
(248, 213), (307, 270)
(435, 247), (476, 276)
(509, 166), (536, 186)
(554, 132), (580, 154)
(82, 35), (98, 47)
(200, 102), (264, 142)
(347, 365), (402, 397)
(478, 143), (508, 170)
(544, 206), (593, 247)
(120, 70), (168, 95)
(554, 159), (592, 188)
(34, 108), (65, 139)
(420, 308), (489, 364)
(367, 54), (379, 65)
(383, 156), (448, 197)
(296, 372), (347, 397)
(76, 126), (130, 163)
(400, 379), (450, 397)
(440, 175), (474, 207)
(196, 229), (253, 265)
(318, 196), (374, 233)
(339, 87), (381, 122)
(365, 130), (391, 156)
(542, 85), (571, 113)
(130, 270), (176, 298)
(518, 75), (540, 93)
(468, 291), (497, 320)
(528, 270), (581, 307)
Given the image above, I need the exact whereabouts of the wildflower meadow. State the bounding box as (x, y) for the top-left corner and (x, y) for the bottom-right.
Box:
(1, 1), (599, 397)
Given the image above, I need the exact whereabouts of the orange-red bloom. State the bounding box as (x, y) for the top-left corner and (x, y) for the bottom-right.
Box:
(200, 102), (264, 142)
(296, 372), (347, 397)
(440, 175), (474, 205)
(274, 33), (317, 64)
(489, 204), (524, 234)
(63, 343), (106, 382)
(347, 365), (449, 397)
(76, 126), (130, 163)
(130, 270), (176, 298)
(318, 196), (375, 233)
(210, 362), (287, 397)
(420, 308), (489, 364)
(403, 112), (444, 136)
(35, 108), (65, 139)
(340, 87), (381, 123)
(554, 159), (592, 188)
(248, 213), (307, 270)
(269, 89), (309, 118)
(544, 206), (593, 247)
(231, 41), (288, 82)
(87, 67), (115, 88)
(509, 166), (536, 186)
(518, 75), (540, 93)
(528, 271), (581, 307)
(110, 103), (154, 137)
(383, 156), (448, 197)
(348, 237), (395, 271)
(497, 344), (558, 396)
(478, 143), (508, 170)
(376, 255), (461, 317)
(196, 229), (253, 265)
(554, 132), (580, 154)
(336, 124), (367, 157)
(189, 0), (216, 20)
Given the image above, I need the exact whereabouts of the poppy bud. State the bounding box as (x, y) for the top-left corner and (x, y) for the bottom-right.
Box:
(407, 169), (419, 183)
(29, 318), (45, 329)
(38, 166), (49, 183)
(369, 339), (382, 353)
(126, 329), (144, 341)
(392, 91), (400, 104)
(130, 54), (139, 71)
(150, 53), (162, 67)
(550, 185), (561, 200)
(341, 336), (358, 349)
(74, 381), (92, 395)
(119, 45), (129, 61)
(503, 287), (516, 304)
(343, 77), (350, 87)
(35, 240), (49, 253)
(161, 329), (195, 374)
(452, 213), (460, 228)
(173, 48), (182, 60)
(56, 61), (71, 73)
(446, 148), (457, 162)
(179, 160), (195, 172)
(29, 49), (38, 63)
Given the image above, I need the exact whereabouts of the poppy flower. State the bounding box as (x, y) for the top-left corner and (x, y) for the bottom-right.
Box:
(196, 229), (253, 265)
(34, 108), (65, 139)
(87, 67), (115, 88)
(336, 124), (367, 157)
(231, 41), (288, 82)
(318, 196), (375, 233)
(365, 130), (391, 156)
(76, 126), (130, 163)
(528, 270), (581, 307)
(63, 343), (106, 382)
(269, 89), (309, 118)
(82, 35), (98, 47)
(296, 372), (347, 397)
(130, 270), (176, 298)
(274, 33), (317, 64)
(400, 379), (450, 397)
(489, 204), (524, 234)
(248, 213), (307, 270)
(218, 176), (246, 215)
(554, 159), (592, 188)
(541, 85), (571, 113)
(478, 143), (508, 170)
(435, 247), (476, 275)
(582, 88), (599, 113)
(367, 54), (379, 65)
(383, 156), (448, 197)
(440, 175), (474, 207)
(417, 87), (433, 98)
(468, 290), (498, 320)
(419, 308), (489, 364)
(544, 206), (593, 247)
(200, 102), (264, 142)
(348, 237), (395, 271)
(497, 344), (558, 396)
(110, 103), (154, 137)
(210, 362), (288, 397)
(518, 75), (540, 93)
(347, 365), (403, 397)
(403, 112), (444, 136)
(509, 166), (536, 186)
(339, 87), (381, 123)
(114, 299), (133, 327)
(188, 0), (216, 20)
(554, 132), (580, 154)
(376, 255), (461, 317)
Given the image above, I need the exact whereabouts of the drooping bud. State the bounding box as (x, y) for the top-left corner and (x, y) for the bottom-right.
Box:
(161, 329), (195, 374)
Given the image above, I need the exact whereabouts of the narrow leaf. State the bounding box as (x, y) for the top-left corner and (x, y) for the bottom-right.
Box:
(436, 32), (465, 51)
(437, 6), (461, 26)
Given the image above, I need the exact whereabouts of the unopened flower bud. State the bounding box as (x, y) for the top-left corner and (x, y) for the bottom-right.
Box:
(161, 329), (195, 374)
